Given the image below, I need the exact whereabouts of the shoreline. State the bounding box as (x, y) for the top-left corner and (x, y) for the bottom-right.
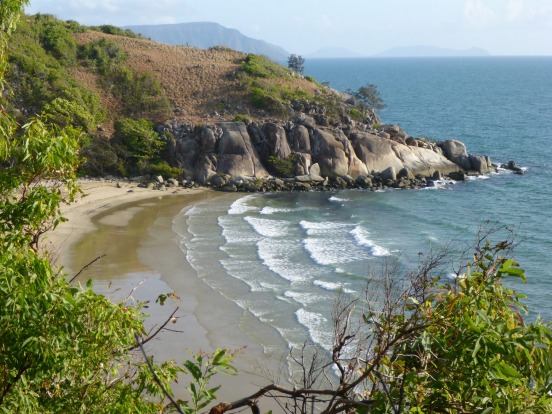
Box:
(46, 180), (275, 404)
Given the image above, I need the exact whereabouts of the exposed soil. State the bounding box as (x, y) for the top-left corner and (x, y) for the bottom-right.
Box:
(71, 31), (318, 125)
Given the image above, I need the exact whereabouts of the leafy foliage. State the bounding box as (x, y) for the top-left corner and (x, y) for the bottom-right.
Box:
(90, 24), (142, 38)
(34, 13), (78, 66)
(267, 153), (297, 177)
(241, 53), (291, 79)
(0, 4), (234, 412)
(5, 16), (104, 128)
(287, 54), (305, 75)
(113, 118), (173, 176)
(78, 37), (127, 74)
(79, 38), (171, 119)
(211, 231), (552, 414)
(348, 83), (386, 111)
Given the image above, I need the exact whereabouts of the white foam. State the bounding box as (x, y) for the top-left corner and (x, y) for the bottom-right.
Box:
(228, 195), (259, 215)
(299, 220), (350, 235)
(303, 238), (345, 266)
(295, 309), (331, 351)
(245, 216), (290, 238)
(218, 216), (260, 244)
(314, 280), (355, 294)
(258, 239), (311, 283)
(260, 206), (298, 215)
(350, 226), (391, 257)
(284, 290), (326, 305)
(329, 196), (350, 203)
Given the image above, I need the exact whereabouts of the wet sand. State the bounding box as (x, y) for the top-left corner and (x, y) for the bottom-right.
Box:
(46, 180), (277, 406)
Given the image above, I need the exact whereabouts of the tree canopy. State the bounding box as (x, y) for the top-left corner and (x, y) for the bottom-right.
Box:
(287, 54), (305, 75)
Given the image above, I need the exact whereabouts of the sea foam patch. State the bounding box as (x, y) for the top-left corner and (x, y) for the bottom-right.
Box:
(314, 280), (355, 294)
(245, 216), (290, 238)
(228, 195), (260, 215)
(260, 206), (298, 215)
(295, 309), (332, 351)
(350, 226), (391, 257)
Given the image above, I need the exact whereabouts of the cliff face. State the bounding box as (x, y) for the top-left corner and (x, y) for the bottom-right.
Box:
(161, 115), (493, 190)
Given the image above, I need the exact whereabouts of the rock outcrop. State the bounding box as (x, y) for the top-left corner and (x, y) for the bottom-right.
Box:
(159, 115), (495, 191)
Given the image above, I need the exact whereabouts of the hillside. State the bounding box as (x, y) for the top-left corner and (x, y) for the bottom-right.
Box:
(125, 22), (289, 61)
(6, 14), (494, 187)
(74, 31), (320, 123)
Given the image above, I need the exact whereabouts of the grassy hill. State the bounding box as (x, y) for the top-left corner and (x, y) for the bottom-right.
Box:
(5, 14), (362, 178)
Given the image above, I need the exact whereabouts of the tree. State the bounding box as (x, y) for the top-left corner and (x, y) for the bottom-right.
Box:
(349, 83), (386, 111)
(0, 2), (234, 412)
(210, 228), (552, 413)
(287, 54), (305, 75)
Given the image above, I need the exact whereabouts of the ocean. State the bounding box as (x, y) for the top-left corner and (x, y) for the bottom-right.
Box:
(173, 57), (552, 357)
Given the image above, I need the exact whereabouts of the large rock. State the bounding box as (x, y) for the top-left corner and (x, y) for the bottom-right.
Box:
(288, 125), (311, 153)
(392, 144), (461, 177)
(438, 140), (471, 170)
(310, 128), (349, 177)
(469, 154), (493, 174)
(247, 122), (291, 162)
(216, 123), (269, 179)
(349, 132), (404, 174)
(310, 129), (368, 178)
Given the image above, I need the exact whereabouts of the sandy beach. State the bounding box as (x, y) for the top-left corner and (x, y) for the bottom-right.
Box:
(46, 180), (277, 406)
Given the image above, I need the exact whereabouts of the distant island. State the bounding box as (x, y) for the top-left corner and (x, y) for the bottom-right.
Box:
(124, 22), (288, 60)
(375, 45), (490, 58)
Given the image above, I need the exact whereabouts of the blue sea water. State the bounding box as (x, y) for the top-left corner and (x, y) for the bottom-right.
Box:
(174, 57), (552, 355)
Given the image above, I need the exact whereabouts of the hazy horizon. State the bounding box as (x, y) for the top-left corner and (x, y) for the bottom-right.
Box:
(25, 0), (552, 57)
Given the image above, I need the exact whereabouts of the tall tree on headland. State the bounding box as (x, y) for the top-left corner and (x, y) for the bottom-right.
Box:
(287, 53), (305, 74)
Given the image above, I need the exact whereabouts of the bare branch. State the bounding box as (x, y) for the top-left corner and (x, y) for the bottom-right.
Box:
(68, 254), (107, 283)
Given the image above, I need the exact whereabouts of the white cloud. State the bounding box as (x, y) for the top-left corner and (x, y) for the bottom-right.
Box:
(464, 0), (496, 27)
(506, 0), (524, 21)
(313, 14), (334, 30)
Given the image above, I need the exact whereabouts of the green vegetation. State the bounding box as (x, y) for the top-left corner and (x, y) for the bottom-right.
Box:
(79, 38), (171, 119)
(233, 113), (250, 123)
(6, 16), (104, 127)
(287, 53), (305, 75)
(241, 53), (291, 79)
(212, 231), (552, 413)
(113, 118), (175, 176)
(267, 153), (297, 177)
(239, 54), (317, 116)
(208, 45), (234, 52)
(78, 37), (127, 74)
(0, 3), (232, 412)
(3, 5), (552, 413)
(348, 83), (386, 111)
(89, 24), (142, 38)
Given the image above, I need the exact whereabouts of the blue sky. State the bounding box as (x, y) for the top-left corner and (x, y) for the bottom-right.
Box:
(25, 0), (552, 56)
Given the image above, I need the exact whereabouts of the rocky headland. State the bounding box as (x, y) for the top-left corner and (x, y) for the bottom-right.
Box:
(157, 111), (495, 193)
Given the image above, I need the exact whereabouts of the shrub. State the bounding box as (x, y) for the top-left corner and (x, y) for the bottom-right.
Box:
(91, 24), (141, 38)
(233, 114), (250, 123)
(267, 153), (297, 177)
(78, 38), (127, 74)
(148, 161), (183, 179)
(241, 53), (290, 79)
(114, 118), (165, 163)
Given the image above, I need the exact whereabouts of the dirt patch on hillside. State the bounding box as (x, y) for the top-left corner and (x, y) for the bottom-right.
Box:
(72, 31), (320, 124)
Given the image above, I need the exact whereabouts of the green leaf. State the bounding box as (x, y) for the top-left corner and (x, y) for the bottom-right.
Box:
(497, 361), (523, 378)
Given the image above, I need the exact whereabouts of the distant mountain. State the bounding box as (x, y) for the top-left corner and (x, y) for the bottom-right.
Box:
(306, 47), (362, 58)
(375, 46), (490, 58)
(125, 22), (288, 60)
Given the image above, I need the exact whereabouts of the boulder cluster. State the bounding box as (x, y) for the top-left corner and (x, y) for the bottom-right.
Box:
(157, 113), (496, 193)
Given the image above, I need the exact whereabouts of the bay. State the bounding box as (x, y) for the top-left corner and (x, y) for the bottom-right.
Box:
(175, 57), (552, 356)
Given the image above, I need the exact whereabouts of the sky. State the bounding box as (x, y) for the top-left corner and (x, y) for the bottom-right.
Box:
(25, 0), (552, 56)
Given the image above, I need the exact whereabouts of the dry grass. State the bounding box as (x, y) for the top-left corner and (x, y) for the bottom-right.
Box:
(71, 31), (321, 124)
